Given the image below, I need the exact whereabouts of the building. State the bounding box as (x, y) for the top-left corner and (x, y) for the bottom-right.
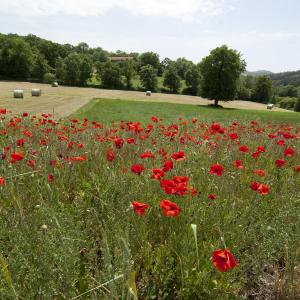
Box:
(109, 56), (134, 63)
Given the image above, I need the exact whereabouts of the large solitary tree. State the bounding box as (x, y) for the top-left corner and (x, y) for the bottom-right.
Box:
(200, 45), (246, 106)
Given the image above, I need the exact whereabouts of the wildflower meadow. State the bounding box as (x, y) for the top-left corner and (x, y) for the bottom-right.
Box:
(0, 105), (299, 299)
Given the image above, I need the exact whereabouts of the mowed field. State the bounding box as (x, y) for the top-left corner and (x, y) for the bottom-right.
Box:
(0, 81), (293, 117)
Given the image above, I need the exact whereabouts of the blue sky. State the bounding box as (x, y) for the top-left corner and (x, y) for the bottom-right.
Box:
(1, 0), (299, 72)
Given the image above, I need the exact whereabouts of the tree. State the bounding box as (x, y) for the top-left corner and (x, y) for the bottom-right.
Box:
(294, 89), (300, 112)
(0, 36), (34, 79)
(139, 65), (158, 91)
(278, 85), (298, 97)
(174, 58), (194, 79)
(75, 42), (89, 54)
(252, 76), (272, 103)
(63, 53), (81, 85)
(139, 52), (160, 72)
(120, 60), (136, 88)
(185, 65), (201, 95)
(236, 75), (253, 100)
(31, 52), (50, 80)
(55, 57), (66, 83)
(100, 62), (123, 89)
(159, 57), (173, 76)
(78, 54), (93, 86)
(199, 45), (246, 106)
(62, 53), (92, 86)
(91, 47), (109, 63)
(163, 65), (181, 93)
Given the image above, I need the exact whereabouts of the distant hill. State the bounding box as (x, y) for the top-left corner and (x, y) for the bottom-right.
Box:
(245, 70), (300, 87)
(245, 70), (273, 77)
(269, 70), (300, 87)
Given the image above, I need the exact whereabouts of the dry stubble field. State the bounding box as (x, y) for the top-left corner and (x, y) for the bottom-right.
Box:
(0, 81), (292, 117)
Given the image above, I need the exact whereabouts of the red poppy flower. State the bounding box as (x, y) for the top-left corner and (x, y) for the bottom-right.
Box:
(140, 152), (155, 159)
(48, 174), (54, 182)
(162, 161), (173, 172)
(50, 160), (57, 167)
(151, 169), (165, 180)
(0, 176), (5, 186)
(27, 159), (36, 169)
(257, 146), (265, 153)
(17, 138), (25, 147)
(275, 159), (286, 168)
(211, 123), (224, 133)
(10, 152), (24, 164)
(131, 201), (149, 216)
(229, 133), (238, 140)
(210, 164), (224, 176)
(251, 151), (261, 159)
(208, 194), (217, 200)
(284, 148), (294, 157)
(158, 148), (167, 158)
(295, 165), (300, 172)
(250, 181), (260, 191)
(239, 145), (250, 153)
(190, 188), (198, 196)
(171, 151), (185, 161)
(277, 140), (285, 146)
(107, 148), (115, 161)
(131, 164), (145, 175)
(160, 199), (180, 217)
(212, 249), (237, 272)
(0, 109), (7, 115)
(253, 169), (266, 177)
(151, 116), (159, 123)
(67, 141), (74, 149)
(257, 184), (269, 195)
(127, 138), (135, 144)
(39, 139), (47, 146)
(66, 156), (86, 162)
(115, 138), (124, 149)
(234, 160), (244, 169)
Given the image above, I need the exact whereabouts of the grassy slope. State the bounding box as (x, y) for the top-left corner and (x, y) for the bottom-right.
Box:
(73, 98), (300, 124)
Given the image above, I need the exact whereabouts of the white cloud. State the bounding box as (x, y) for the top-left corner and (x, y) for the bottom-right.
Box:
(0, 0), (233, 21)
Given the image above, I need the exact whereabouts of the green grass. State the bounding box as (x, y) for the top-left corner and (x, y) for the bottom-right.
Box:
(73, 98), (300, 125)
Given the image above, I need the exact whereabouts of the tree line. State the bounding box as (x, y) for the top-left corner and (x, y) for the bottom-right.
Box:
(0, 33), (299, 111)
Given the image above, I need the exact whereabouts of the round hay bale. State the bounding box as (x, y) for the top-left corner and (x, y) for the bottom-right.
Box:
(146, 91), (151, 96)
(14, 90), (24, 98)
(31, 88), (42, 97)
(52, 82), (59, 87)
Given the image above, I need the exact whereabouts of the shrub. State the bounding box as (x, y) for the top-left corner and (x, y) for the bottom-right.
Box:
(277, 97), (298, 110)
(294, 98), (300, 112)
(43, 72), (56, 83)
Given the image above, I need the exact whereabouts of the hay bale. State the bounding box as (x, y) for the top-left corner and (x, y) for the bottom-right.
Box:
(14, 90), (24, 98)
(146, 91), (151, 96)
(31, 88), (42, 97)
(52, 82), (58, 87)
